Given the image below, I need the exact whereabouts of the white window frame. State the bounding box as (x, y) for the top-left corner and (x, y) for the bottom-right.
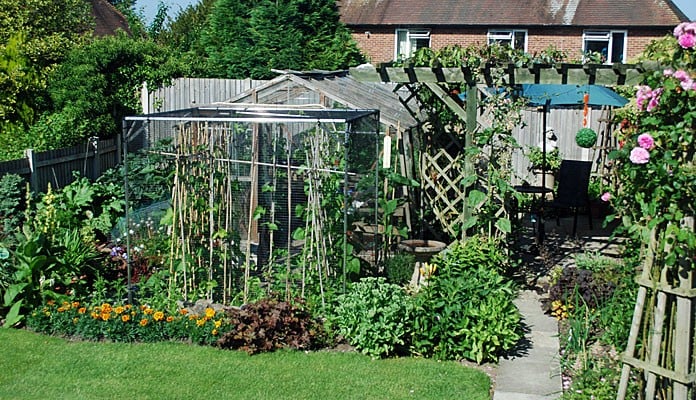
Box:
(582, 30), (627, 64)
(487, 29), (528, 51)
(395, 29), (431, 60)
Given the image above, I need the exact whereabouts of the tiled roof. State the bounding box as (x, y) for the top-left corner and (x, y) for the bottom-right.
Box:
(91, 0), (131, 37)
(338, 0), (688, 27)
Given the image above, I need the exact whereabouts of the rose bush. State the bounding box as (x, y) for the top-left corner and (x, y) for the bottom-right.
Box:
(609, 25), (695, 270)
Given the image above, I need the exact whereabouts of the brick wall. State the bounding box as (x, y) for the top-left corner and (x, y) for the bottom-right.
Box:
(352, 26), (671, 65)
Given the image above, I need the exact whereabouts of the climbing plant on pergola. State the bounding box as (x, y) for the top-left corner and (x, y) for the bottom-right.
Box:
(350, 53), (694, 398)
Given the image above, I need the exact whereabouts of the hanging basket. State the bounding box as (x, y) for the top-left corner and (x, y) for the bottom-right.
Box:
(575, 128), (598, 148)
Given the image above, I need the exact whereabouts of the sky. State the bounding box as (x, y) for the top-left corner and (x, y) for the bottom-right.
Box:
(136, 0), (696, 25)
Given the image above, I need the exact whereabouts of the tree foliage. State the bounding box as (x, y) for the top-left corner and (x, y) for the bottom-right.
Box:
(27, 33), (191, 149)
(202, 0), (364, 79)
(0, 0), (93, 131)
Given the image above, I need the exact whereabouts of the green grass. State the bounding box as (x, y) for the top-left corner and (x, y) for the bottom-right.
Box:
(0, 329), (490, 400)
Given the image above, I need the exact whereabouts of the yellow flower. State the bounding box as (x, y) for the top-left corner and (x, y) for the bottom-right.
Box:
(153, 311), (165, 322)
(214, 320), (222, 328)
(44, 311), (51, 317)
(73, 317), (79, 324)
(139, 318), (149, 326)
(205, 308), (216, 318)
(100, 313), (111, 321)
(212, 329), (218, 336)
(114, 306), (125, 315)
(144, 307), (154, 315)
(121, 315), (130, 323)
(62, 301), (70, 307)
(91, 312), (100, 319)
(57, 307), (66, 312)
(196, 318), (206, 327)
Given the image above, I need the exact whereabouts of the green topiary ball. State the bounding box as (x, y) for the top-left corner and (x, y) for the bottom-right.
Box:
(576, 128), (598, 148)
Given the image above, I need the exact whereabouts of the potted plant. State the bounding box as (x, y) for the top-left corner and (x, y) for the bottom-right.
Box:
(526, 146), (562, 190)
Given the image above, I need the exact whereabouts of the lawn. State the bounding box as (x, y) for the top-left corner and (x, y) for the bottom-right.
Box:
(0, 329), (491, 400)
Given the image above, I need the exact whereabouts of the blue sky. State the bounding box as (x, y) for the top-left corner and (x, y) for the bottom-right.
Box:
(137, 0), (696, 24)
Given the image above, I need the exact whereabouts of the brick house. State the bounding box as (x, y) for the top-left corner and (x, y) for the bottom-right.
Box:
(338, 0), (689, 65)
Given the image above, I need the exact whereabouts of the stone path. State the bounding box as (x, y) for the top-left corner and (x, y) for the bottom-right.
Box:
(493, 214), (623, 399)
(493, 290), (562, 400)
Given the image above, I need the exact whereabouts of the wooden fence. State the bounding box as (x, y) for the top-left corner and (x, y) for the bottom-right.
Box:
(511, 105), (617, 185)
(144, 78), (266, 113)
(0, 137), (128, 193)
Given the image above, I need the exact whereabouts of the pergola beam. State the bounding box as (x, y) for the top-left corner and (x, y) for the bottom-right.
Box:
(350, 62), (652, 86)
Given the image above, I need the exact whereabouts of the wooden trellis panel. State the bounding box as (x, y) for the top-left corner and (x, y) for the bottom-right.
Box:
(420, 143), (467, 238)
(617, 220), (696, 400)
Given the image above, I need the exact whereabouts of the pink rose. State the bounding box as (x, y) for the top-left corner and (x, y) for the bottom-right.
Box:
(678, 33), (696, 49)
(600, 192), (611, 202)
(629, 147), (650, 164)
(674, 22), (688, 37)
(674, 70), (690, 81)
(637, 133), (655, 150)
(646, 88), (663, 112)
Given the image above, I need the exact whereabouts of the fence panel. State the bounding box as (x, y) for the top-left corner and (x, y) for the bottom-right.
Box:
(146, 78), (266, 113)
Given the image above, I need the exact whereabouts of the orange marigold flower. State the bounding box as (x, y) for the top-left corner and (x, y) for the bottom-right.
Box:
(78, 307), (86, 314)
(57, 307), (66, 312)
(125, 304), (132, 310)
(114, 306), (125, 315)
(101, 303), (113, 313)
(139, 318), (148, 326)
(196, 318), (206, 327)
(47, 300), (55, 306)
(100, 313), (111, 321)
(62, 301), (70, 306)
(166, 316), (174, 323)
(140, 305), (147, 311)
(204, 308), (216, 318)
(121, 315), (130, 323)
(179, 309), (188, 315)
(153, 311), (165, 322)
(72, 301), (80, 308)
(189, 315), (197, 321)
(144, 308), (154, 315)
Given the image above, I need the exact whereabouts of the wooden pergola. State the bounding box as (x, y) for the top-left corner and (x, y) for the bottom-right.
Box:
(350, 61), (695, 399)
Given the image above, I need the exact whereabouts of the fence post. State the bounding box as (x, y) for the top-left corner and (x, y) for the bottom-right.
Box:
(24, 148), (38, 193)
(89, 136), (100, 180)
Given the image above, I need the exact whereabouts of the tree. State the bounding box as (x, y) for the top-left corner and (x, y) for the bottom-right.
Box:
(202, 0), (364, 79)
(27, 33), (191, 149)
(0, 0), (93, 130)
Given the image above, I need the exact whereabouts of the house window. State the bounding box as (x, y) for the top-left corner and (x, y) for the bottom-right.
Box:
(583, 30), (626, 64)
(487, 30), (527, 51)
(395, 29), (430, 60)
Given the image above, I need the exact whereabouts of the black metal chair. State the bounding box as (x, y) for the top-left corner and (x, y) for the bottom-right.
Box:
(548, 160), (593, 236)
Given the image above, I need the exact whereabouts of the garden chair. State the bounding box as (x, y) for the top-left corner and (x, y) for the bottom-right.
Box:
(548, 160), (593, 236)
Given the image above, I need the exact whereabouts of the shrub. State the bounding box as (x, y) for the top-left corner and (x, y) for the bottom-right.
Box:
(216, 297), (326, 355)
(384, 252), (415, 285)
(330, 277), (411, 358)
(548, 266), (616, 311)
(410, 236), (521, 363)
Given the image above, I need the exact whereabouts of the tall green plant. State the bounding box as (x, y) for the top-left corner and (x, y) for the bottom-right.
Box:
(410, 236), (521, 363)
